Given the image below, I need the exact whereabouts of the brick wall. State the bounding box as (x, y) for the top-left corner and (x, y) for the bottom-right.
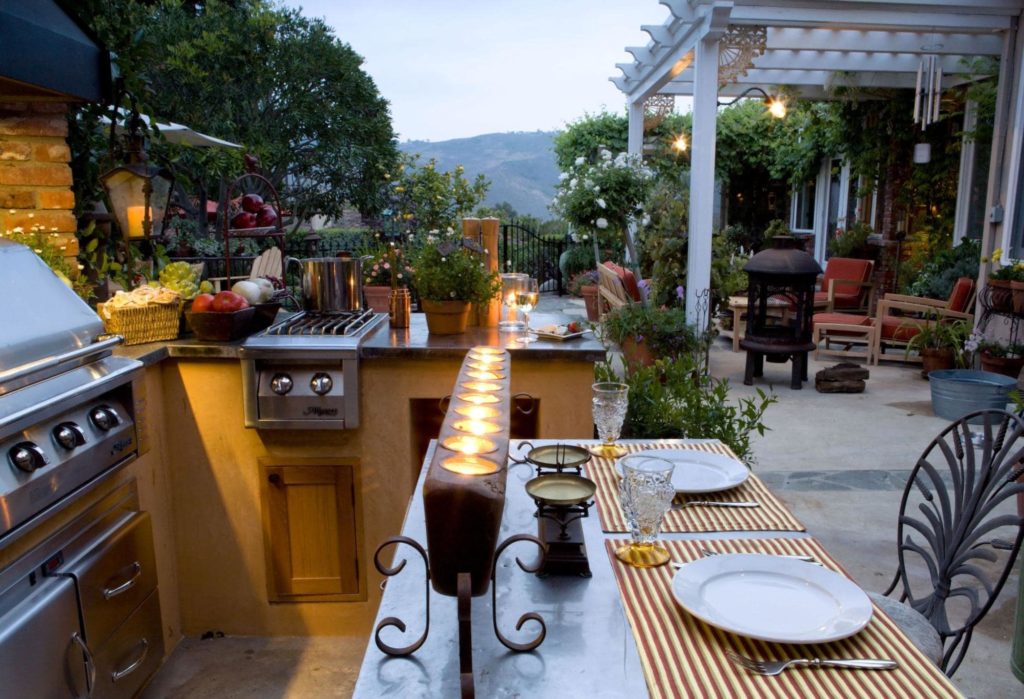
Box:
(0, 100), (79, 262)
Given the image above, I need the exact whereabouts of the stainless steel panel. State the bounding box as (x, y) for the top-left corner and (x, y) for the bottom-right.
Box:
(0, 576), (87, 699)
(0, 240), (104, 381)
(242, 359), (360, 430)
(69, 512), (157, 649)
(91, 588), (163, 699)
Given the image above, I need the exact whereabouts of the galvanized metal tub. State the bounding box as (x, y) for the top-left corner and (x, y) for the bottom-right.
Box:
(928, 369), (1016, 421)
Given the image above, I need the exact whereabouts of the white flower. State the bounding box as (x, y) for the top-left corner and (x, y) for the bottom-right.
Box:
(596, 198), (606, 209)
(559, 172), (569, 181)
(600, 149), (612, 160)
(641, 214), (651, 227)
(574, 156), (585, 166)
(569, 178), (578, 190)
(596, 218), (608, 229)
(441, 257), (447, 262)
(582, 234), (589, 241)
(450, 291), (456, 298)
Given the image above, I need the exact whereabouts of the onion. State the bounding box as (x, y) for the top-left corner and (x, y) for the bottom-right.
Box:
(231, 280), (263, 305)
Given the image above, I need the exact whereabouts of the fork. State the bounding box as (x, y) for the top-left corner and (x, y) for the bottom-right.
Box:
(671, 500), (760, 510)
(725, 650), (898, 676)
(700, 547), (818, 564)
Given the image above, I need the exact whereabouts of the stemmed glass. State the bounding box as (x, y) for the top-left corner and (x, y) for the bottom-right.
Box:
(590, 382), (628, 458)
(615, 454), (676, 568)
(515, 278), (540, 344)
(498, 273), (527, 332)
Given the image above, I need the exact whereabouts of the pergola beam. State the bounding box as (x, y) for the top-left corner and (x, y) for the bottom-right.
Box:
(749, 51), (974, 74)
(728, 4), (1015, 32)
(766, 28), (1005, 56)
(662, 68), (971, 93)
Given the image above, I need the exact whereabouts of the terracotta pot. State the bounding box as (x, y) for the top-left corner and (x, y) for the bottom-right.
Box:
(980, 351), (1024, 379)
(363, 285), (392, 313)
(581, 284), (600, 321)
(421, 299), (471, 335)
(1012, 280), (1024, 314)
(620, 336), (656, 368)
(988, 278), (1014, 313)
(920, 347), (955, 378)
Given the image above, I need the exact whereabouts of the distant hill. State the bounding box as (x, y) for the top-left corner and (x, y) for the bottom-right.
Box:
(399, 131), (560, 220)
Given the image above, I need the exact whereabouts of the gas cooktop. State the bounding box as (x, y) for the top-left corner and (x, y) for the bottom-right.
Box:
(241, 309), (386, 356)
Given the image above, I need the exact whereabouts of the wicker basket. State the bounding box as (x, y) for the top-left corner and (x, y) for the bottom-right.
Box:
(98, 300), (182, 345)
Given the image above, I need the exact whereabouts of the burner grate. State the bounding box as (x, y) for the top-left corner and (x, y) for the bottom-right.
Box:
(267, 309), (377, 336)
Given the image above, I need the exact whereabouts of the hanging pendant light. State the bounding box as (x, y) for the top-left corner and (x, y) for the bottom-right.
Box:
(100, 100), (174, 240)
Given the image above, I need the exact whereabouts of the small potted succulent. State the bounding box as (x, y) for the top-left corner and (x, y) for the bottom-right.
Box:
(409, 228), (501, 334)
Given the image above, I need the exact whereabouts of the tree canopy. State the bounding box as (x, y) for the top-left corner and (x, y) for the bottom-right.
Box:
(70, 0), (398, 224)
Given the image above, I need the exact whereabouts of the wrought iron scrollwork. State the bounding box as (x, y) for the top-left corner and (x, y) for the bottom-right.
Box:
(491, 534), (547, 652)
(884, 410), (1024, 676)
(512, 392), (537, 415)
(373, 536), (431, 656)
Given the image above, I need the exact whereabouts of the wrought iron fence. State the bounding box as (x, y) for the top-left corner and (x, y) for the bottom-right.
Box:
(499, 220), (567, 295)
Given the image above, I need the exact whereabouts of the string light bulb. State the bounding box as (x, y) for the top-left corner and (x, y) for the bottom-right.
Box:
(672, 133), (688, 152)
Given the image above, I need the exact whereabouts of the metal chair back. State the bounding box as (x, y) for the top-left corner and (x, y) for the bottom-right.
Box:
(885, 409), (1024, 675)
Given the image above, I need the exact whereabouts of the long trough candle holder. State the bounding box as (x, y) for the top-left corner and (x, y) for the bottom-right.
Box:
(373, 347), (546, 698)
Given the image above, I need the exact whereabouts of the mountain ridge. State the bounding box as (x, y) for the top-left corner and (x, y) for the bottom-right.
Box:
(398, 131), (560, 219)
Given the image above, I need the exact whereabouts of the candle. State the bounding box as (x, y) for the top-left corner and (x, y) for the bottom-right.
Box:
(460, 381), (501, 392)
(441, 434), (497, 455)
(452, 419), (501, 436)
(470, 347), (504, 355)
(454, 405), (500, 420)
(125, 205), (148, 238)
(457, 392), (500, 405)
(466, 370), (505, 381)
(441, 456), (500, 476)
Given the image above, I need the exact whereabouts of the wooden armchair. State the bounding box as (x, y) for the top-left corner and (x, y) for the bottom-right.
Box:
(815, 257), (875, 313)
(870, 277), (976, 365)
(597, 263), (633, 319)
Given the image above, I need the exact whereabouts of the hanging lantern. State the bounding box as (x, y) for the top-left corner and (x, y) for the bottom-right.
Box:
(100, 108), (174, 239)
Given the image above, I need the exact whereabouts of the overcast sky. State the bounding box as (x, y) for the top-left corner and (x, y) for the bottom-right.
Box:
(282, 0), (667, 142)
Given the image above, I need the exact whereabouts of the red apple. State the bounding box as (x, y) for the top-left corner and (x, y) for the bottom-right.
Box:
(255, 204), (278, 227)
(192, 293), (215, 313)
(231, 211), (257, 229)
(241, 193), (264, 213)
(210, 290), (249, 313)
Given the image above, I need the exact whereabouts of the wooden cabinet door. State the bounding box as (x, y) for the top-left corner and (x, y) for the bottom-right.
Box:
(260, 459), (364, 602)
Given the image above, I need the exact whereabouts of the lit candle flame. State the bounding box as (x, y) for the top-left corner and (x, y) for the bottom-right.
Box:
(457, 392), (500, 405)
(454, 405), (500, 420)
(453, 419), (500, 436)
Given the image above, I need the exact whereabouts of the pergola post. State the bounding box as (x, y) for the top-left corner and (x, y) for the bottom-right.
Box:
(624, 100), (645, 269)
(686, 35), (719, 325)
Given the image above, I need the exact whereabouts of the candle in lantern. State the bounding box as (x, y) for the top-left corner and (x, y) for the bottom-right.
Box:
(125, 205), (148, 238)
(441, 434), (497, 455)
(454, 405), (500, 420)
(452, 419), (501, 436)
(441, 456), (500, 476)
(457, 392), (500, 405)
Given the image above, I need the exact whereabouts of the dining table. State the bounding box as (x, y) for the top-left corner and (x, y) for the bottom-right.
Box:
(352, 439), (962, 698)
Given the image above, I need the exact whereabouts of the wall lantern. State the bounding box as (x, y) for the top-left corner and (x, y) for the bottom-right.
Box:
(718, 86), (787, 119)
(100, 100), (174, 240)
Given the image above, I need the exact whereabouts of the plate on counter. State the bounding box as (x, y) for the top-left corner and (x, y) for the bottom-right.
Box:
(532, 329), (586, 341)
(672, 554), (872, 643)
(616, 449), (748, 493)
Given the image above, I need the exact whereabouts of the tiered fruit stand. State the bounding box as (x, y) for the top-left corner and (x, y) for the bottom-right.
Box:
(222, 172), (285, 286)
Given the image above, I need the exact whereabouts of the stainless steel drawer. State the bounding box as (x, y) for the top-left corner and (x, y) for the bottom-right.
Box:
(0, 576), (88, 699)
(69, 511), (157, 648)
(91, 588), (164, 699)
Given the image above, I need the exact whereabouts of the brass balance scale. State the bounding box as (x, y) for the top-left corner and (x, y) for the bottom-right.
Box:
(516, 443), (597, 577)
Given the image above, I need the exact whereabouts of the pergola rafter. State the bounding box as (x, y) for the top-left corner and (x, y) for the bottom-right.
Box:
(612, 0), (1024, 324)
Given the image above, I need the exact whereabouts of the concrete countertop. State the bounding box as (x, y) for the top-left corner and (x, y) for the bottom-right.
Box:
(115, 311), (606, 366)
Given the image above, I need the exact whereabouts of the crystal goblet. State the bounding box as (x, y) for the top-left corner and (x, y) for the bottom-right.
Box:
(514, 278), (540, 344)
(590, 381), (628, 458)
(615, 454), (675, 568)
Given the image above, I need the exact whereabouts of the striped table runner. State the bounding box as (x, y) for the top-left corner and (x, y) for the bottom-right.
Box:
(605, 537), (961, 699)
(585, 441), (804, 533)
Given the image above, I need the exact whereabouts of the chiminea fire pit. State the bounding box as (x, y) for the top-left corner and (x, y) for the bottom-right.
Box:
(741, 237), (822, 389)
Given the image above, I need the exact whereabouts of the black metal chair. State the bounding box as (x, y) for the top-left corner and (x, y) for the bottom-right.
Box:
(876, 409), (1024, 676)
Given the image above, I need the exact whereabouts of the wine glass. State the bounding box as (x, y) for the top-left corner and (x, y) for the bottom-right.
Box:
(498, 273), (527, 332)
(615, 454), (676, 568)
(590, 382), (628, 458)
(515, 278), (540, 344)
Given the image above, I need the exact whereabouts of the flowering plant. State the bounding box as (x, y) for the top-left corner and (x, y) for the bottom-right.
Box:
(409, 227), (501, 304)
(986, 247), (1024, 281)
(363, 241), (413, 288)
(970, 333), (1024, 359)
(1, 218), (92, 300)
(550, 149), (653, 244)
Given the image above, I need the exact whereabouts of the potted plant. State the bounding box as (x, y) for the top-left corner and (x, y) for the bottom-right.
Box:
(985, 247), (1023, 313)
(410, 228), (500, 334)
(601, 304), (701, 367)
(362, 242), (411, 313)
(904, 316), (972, 377)
(976, 338), (1024, 378)
(569, 269), (601, 321)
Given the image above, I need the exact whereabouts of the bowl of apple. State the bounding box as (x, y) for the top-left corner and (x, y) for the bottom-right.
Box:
(186, 291), (256, 341)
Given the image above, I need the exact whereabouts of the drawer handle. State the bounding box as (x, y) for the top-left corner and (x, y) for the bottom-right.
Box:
(71, 631), (96, 697)
(103, 561), (142, 600)
(111, 638), (149, 683)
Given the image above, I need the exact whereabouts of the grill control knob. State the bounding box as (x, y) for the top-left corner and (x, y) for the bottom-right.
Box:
(89, 406), (118, 431)
(53, 423), (84, 450)
(310, 373), (333, 396)
(9, 442), (46, 473)
(270, 374), (293, 395)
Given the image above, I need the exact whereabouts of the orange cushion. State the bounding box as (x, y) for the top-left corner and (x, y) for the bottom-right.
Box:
(814, 290), (862, 309)
(880, 316), (922, 342)
(947, 277), (974, 312)
(822, 258), (872, 298)
(603, 261), (642, 302)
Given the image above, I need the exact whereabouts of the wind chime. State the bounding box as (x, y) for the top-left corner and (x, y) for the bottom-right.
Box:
(913, 55), (942, 163)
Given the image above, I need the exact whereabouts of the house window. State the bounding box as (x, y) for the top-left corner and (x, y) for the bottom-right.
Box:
(790, 180), (816, 232)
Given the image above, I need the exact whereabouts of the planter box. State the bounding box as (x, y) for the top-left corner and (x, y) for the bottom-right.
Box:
(928, 369), (1016, 421)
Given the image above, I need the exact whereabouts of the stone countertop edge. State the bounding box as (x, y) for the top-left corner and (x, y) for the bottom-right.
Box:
(114, 312), (607, 365)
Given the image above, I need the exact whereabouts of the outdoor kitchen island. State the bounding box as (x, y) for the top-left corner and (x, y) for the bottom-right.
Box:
(114, 311), (604, 655)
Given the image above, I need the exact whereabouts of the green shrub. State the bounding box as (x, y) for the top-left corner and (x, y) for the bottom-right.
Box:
(904, 238), (980, 299)
(827, 221), (873, 258)
(601, 304), (702, 360)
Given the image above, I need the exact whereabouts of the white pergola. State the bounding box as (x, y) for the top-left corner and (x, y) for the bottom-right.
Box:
(613, 0), (1024, 323)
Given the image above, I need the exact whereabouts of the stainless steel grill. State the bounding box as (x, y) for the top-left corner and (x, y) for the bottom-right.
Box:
(0, 240), (142, 546)
(265, 309), (378, 336)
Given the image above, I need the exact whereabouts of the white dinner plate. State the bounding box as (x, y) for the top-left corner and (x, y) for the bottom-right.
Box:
(617, 449), (749, 493)
(671, 554), (873, 643)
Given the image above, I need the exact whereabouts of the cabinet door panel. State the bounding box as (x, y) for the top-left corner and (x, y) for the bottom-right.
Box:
(260, 460), (363, 602)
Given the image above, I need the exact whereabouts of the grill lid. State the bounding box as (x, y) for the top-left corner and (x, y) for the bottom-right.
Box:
(0, 240), (106, 387)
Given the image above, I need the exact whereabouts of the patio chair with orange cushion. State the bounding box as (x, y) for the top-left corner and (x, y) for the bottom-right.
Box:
(597, 262), (634, 318)
(812, 277), (975, 365)
(814, 257), (875, 313)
